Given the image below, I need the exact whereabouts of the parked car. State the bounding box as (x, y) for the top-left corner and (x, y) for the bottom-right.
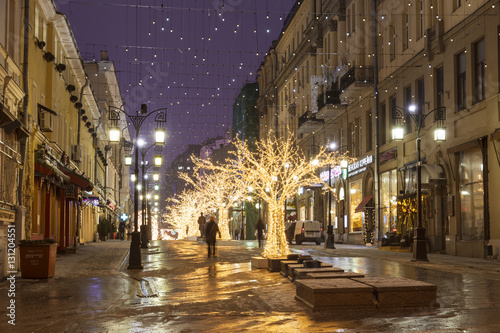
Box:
(285, 220), (323, 245)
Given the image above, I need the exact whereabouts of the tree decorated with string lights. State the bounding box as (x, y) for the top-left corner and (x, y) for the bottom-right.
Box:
(195, 131), (351, 258)
(179, 170), (249, 240)
(166, 189), (209, 239)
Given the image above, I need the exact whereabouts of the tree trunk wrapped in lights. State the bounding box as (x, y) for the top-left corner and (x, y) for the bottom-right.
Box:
(194, 131), (351, 258)
(179, 170), (248, 240)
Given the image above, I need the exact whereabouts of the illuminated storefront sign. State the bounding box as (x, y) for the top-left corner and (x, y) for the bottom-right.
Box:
(348, 155), (373, 177)
(320, 165), (342, 182)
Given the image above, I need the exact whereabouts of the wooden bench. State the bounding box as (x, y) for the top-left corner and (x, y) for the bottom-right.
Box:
(293, 267), (344, 280)
(295, 278), (375, 311)
(267, 256), (288, 272)
(305, 271), (363, 279)
(288, 263), (333, 281)
(352, 277), (437, 309)
(280, 260), (299, 276)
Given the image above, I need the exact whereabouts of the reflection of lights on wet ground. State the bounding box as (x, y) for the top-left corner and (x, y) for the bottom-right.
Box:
(151, 215), (158, 240)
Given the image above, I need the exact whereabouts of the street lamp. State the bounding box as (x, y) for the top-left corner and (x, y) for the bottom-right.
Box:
(155, 128), (166, 145)
(325, 144), (348, 249)
(392, 105), (446, 261)
(154, 155), (162, 166)
(109, 105), (167, 269)
(109, 127), (121, 143)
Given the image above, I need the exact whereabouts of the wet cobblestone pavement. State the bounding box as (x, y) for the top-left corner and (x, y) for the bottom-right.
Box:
(1, 239), (500, 332)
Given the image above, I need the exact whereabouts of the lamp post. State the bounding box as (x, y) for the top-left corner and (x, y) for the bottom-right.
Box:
(139, 144), (162, 248)
(138, 143), (163, 248)
(109, 105), (166, 269)
(392, 105), (446, 261)
(325, 143), (348, 249)
(311, 140), (348, 249)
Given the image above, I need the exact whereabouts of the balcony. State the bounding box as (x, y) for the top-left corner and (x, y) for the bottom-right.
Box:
(297, 111), (324, 135)
(316, 90), (346, 119)
(340, 67), (374, 102)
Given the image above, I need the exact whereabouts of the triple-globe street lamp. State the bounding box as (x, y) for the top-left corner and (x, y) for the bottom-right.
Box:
(109, 104), (166, 269)
(392, 104), (446, 261)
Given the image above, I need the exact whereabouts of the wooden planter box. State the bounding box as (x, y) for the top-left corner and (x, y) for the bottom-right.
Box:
(19, 243), (57, 279)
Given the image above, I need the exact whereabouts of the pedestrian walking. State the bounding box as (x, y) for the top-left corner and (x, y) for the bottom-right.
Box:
(255, 218), (266, 248)
(198, 212), (206, 237)
(126, 223), (132, 240)
(118, 221), (125, 240)
(205, 216), (221, 257)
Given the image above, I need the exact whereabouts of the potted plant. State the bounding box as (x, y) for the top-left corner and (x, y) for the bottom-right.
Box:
(19, 238), (57, 279)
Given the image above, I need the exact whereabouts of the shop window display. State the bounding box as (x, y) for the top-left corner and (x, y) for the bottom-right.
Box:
(380, 170), (398, 237)
(459, 148), (484, 240)
(349, 180), (362, 232)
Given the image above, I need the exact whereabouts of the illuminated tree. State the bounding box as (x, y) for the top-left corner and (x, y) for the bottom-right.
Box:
(179, 170), (249, 240)
(166, 189), (209, 239)
(195, 131), (350, 257)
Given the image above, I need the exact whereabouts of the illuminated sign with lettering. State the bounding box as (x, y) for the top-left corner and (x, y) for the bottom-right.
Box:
(348, 155), (374, 177)
(320, 165), (342, 182)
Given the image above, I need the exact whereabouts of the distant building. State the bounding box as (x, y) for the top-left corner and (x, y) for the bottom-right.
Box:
(232, 82), (259, 149)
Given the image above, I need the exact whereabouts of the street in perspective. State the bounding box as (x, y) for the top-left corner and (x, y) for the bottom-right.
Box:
(2, 1), (500, 332)
(1, 239), (500, 332)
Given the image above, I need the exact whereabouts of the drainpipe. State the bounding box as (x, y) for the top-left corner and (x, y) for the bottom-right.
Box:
(18, 0), (30, 238)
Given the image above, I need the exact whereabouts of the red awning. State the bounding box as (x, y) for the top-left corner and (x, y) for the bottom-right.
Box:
(61, 167), (93, 190)
(355, 195), (373, 213)
(35, 162), (70, 183)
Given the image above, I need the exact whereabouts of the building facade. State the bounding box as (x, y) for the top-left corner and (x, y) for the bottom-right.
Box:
(257, 0), (500, 258)
(0, 0), (125, 278)
(0, 0), (29, 278)
(85, 51), (131, 236)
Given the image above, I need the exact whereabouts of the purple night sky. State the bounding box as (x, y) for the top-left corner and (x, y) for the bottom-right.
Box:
(55, 0), (297, 166)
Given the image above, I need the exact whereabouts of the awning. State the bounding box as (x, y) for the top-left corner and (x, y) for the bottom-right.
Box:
(35, 162), (70, 183)
(60, 166), (93, 190)
(355, 195), (373, 213)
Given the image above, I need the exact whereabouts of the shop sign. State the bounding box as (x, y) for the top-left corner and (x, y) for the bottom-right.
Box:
(65, 186), (77, 200)
(348, 155), (373, 177)
(380, 147), (397, 165)
(319, 165), (342, 182)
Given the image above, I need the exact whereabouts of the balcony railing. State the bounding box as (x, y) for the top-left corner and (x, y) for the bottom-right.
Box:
(340, 67), (374, 91)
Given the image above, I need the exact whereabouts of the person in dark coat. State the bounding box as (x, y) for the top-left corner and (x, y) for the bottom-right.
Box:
(198, 212), (206, 237)
(118, 221), (125, 240)
(205, 216), (221, 257)
(255, 219), (266, 248)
